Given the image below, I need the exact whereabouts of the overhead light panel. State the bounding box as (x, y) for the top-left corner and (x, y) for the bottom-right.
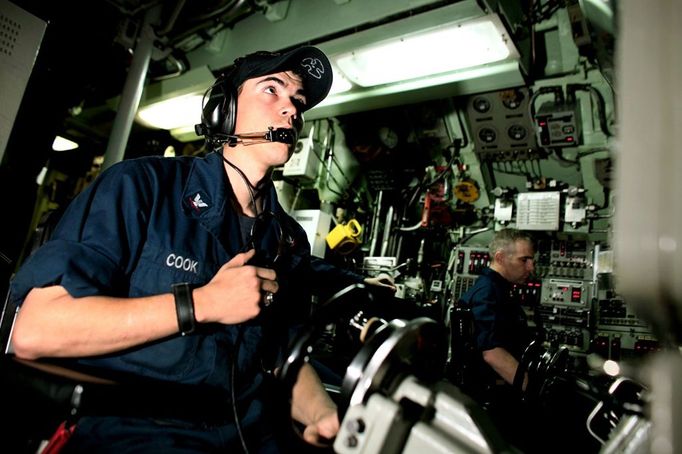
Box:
(333, 15), (516, 87)
(52, 135), (79, 151)
(136, 93), (204, 130)
(329, 64), (353, 95)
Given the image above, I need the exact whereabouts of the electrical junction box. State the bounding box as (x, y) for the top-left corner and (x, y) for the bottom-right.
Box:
(291, 209), (332, 258)
(535, 102), (582, 147)
(283, 136), (321, 181)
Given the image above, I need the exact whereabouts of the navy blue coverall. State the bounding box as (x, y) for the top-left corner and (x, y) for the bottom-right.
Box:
(10, 151), (361, 452)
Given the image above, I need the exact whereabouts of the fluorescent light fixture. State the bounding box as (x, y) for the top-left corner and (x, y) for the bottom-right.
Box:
(153, 69), (351, 141)
(136, 93), (204, 130)
(52, 135), (79, 151)
(333, 15), (515, 87)
(329, 64), (353, 95)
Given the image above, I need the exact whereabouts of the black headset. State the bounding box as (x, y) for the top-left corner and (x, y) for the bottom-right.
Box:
(195, 70), (238, 143)
(194, 60), (305, 147)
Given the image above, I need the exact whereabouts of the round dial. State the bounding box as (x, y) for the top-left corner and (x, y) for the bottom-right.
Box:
(472, 97), (492, 113)
(500, 89), (525, 110)
(454, 180), (480, 203)
(478, 127), (497, 143)
(508, 124), (527, 141)
(378, 126), (399, 149)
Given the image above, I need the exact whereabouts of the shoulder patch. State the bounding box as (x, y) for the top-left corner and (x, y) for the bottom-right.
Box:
(188, 191), (210, 213)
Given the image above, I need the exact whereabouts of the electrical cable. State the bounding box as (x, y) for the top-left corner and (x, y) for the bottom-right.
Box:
(441, 102), (469, 149)
(322, 121), (345, 198)
(526, 0), (563, 25)
(304, 120), (345, 199)
(576, 147), (611, 159)
(454, 109), (469, 148)
(520, 160), (530, 178)
(231, 326), (250, 454)
(566, 83), (613, 138)
(455, 226), (492, 247)
(551, 148), (580, 166)
(324, 119), (353, 187)
(587, 86), (614, 137)
(398, 139), (462, 231)
(529, 0), (537, 75)
(493, 161), (531, 178)
(533, 159), (543, 179)
(221, 155), (261, 216)
(220, 156), (258, 453)
(398, 220), (424, 232)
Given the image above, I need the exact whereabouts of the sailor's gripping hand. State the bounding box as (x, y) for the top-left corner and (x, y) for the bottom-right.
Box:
(193, 249), (278, 325)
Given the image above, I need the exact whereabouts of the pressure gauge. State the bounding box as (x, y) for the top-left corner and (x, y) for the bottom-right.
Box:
(500, 88), (525, 110)
(508, 124), (528, 141)
(378, 126), (399, 149)
(472, 97), (492, 113)
(454, 179), (480, 203)
(478, 127), (497, 143)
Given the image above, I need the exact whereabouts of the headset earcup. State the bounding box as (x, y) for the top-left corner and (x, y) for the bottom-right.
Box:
(200, 77), (237, 138)
(222, 87), (237, 136)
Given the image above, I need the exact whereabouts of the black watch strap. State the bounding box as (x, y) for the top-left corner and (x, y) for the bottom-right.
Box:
(172, 283), (196, 336)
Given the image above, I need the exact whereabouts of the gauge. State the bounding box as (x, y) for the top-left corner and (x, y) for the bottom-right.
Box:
(378, 126), (399, 149)
(478, 127), (497, 143)
(507, 124), (527, 141)
(500, 88), (525, 110)
(472, 97), (492, 113)
(454, 179), (480, 203)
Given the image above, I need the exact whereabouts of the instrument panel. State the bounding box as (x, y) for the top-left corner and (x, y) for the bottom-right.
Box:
(448, 240), (648, 354)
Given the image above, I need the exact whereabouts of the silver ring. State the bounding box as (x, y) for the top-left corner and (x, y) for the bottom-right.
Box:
(264, 291), (274, 307)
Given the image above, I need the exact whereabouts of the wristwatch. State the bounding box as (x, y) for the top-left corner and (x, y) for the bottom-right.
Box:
(172, 283), (196, 336)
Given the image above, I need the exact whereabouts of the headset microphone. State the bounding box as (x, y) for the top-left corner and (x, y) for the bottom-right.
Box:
(225, 127), (297, 147)
(265, 127), (297, 145)
(194, 125), (298, 148)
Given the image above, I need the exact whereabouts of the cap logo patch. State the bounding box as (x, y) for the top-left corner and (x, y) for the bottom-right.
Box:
(301, 57), (324, 80)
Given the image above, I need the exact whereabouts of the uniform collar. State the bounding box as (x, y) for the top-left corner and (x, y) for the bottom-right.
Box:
(483, 267), (512, 288)
(180, 151), (283, 219)
(181, 151), (229, 219)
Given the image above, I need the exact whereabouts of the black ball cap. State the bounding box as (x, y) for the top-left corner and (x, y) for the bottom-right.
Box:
(230, 46), (333, 112)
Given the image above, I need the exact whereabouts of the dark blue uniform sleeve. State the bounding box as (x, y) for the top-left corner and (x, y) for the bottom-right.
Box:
(459, 272), (516, 353)
(309, 256), (365, 293)
(469, 288), (509, 352)
(10, 160), (153, 305)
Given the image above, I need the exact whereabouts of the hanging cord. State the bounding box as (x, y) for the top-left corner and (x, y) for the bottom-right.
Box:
(220, 156), (258, 452)
(323, 119), (353, 187)
(401, 138), (462, 221)
(304, 120), (345, 198)
(322, 120), (346, 198)
(219, 155), (254, 451)
(231, 326), (250, 454)
(222, 154), (263, 216)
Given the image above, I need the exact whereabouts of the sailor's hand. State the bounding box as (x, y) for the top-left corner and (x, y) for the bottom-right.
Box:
(302, 407), (339, 447)
(363, 273), (397, 292)
(194, 249), (278, 324)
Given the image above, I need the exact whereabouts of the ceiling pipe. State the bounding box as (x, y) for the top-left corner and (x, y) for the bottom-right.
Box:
(102, 5), (161, 170)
